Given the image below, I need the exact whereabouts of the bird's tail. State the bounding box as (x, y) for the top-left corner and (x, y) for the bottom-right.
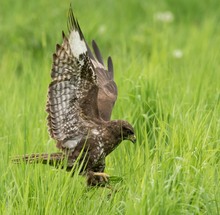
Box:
(11, 152), (65, 166)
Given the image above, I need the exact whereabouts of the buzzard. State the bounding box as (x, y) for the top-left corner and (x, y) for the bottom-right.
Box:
(13, 7), (136, 186)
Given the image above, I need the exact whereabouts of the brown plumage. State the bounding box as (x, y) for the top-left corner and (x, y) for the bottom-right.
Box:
(12, 7), (136, 186)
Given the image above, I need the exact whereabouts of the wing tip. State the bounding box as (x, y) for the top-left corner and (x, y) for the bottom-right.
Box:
(67, 6), (84, 40)
(107, 56), (114, 78)
(92, 40), (104, 65)
(66, 6), (87, 58)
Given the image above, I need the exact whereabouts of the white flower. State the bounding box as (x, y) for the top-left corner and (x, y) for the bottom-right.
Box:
(154, 11), (174, 23)
(172, 49), (183, 59)
(98, 25), (106, 35)
(136, 94), (141, 100)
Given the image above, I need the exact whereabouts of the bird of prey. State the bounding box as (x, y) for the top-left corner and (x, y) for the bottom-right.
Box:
(13, 7), (136, 186)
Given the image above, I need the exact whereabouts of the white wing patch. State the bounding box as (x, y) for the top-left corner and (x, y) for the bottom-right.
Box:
(91, 129), (100, 135)
(69, 30), (87, 58)
(63, 136), (82, 151)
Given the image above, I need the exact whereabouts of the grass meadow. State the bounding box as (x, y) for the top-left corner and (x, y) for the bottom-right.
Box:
(0, 0), (219, 214)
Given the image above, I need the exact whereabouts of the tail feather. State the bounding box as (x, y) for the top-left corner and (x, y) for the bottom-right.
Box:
(11, 152), (65, 166)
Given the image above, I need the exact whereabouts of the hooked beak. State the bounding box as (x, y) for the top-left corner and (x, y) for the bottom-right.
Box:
(128, 134), (136, 144)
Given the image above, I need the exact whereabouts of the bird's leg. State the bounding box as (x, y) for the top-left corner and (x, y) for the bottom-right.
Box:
(93, 172), (109, 182)
(86, 171), (110, 186)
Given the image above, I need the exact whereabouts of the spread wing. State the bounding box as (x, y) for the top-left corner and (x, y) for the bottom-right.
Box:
(46, 8), (99, 150)
(87, 41), (118, 121)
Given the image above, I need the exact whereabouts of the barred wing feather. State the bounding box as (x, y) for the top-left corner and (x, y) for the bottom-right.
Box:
(46, 8), (99, 149)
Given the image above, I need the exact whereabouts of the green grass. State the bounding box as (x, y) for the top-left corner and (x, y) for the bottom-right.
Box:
(0, 0), (219, 214)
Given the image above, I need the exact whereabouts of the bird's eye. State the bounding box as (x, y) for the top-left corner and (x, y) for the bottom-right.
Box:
(127, 130), (134, 135)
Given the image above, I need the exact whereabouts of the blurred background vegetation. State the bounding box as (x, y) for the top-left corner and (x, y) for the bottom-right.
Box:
(0, 0), (219, 214)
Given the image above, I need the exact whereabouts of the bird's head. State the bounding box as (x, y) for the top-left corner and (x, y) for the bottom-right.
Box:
(104, 120), (136, 155)
(119, 120), (136, 144)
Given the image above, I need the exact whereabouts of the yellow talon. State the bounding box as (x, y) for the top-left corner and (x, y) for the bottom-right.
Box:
(93, 172), (109, 182)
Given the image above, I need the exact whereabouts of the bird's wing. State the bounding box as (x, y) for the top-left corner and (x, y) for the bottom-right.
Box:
(87, 41), (118, 121)
(46, 7), (99, 149)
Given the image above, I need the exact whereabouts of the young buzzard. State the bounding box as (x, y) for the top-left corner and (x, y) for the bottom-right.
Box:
(13, 7), (136, 186)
